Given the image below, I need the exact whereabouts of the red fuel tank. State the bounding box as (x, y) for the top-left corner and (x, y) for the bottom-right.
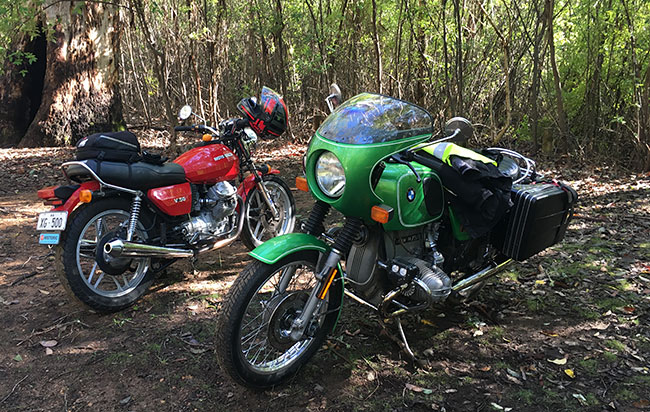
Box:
(174, 144), (239, 184)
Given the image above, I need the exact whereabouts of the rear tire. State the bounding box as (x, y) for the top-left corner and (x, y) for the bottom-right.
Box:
(241, 175), (296, 251)
(216, 251), (342, 388)
(56, 197), (156, 313)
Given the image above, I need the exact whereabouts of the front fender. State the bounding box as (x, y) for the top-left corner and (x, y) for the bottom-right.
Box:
(248, 233), (329, 265)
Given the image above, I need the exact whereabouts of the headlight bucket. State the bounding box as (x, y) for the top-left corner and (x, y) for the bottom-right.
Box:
(315, 151), (346, 197)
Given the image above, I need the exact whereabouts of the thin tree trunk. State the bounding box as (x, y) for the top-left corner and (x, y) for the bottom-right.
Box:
(546, 0), (568, 151)
(371, 0), (383, 93)
(130, 0), (178, 152)
(453, 0), (463, 112)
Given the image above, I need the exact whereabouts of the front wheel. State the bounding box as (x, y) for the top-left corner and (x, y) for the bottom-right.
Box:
(216, 251), (343, 388)
(55, 197), (156, 313)
(241, 175), (296, 250)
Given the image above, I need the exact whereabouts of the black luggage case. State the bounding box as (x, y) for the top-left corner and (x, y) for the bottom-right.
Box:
(76, 131), (141, 163)
(493, 182), (577, 261)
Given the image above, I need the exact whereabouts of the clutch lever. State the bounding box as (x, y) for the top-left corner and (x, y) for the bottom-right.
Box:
(389, 152), (421, 183)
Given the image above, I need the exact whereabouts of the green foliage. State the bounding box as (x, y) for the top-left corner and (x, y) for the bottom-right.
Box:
(0, 0), (45, 75)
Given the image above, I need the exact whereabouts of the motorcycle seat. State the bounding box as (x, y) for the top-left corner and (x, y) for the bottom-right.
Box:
(66, 159), (186, 190)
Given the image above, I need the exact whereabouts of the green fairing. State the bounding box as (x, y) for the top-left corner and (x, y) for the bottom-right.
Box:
(248, 233), (330, 264)
(305, 132), (431, 220)
(374, 162), (444, 230)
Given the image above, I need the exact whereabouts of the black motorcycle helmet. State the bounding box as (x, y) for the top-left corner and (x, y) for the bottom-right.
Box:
(237, 87), (289, 137)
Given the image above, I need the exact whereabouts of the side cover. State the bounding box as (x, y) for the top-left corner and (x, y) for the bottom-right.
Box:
(148, 183), (192, 216)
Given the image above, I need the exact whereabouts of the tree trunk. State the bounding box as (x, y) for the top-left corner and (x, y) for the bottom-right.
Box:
(1, 3), (124, 147)
(371, 0), (383, 93)
(546, 0), (568, 151)
(0, 32), (47, 146)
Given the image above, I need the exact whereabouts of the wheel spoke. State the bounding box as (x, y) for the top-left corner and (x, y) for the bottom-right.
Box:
(112, 276), (124, 291)
(93, 273), (105, 289)
(253, 220), (263, 238)
(87, 262), (98, 284)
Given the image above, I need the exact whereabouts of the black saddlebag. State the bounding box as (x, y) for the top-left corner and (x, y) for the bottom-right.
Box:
(493, 182), (577, 261)
(76, 131), (141, 163)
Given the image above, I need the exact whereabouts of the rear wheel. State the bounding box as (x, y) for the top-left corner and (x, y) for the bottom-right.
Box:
(216, 251), (342, 388)
(241, 176), (295, 250)
(56, 197), (156, 313)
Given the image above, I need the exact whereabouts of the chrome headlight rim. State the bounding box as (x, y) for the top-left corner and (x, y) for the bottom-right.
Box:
(314, 151), (346, 198)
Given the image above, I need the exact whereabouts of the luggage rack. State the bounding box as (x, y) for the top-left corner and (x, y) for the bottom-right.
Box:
(485, 147), (536, 184)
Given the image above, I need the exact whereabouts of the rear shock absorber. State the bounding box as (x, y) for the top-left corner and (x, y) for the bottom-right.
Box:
(126, 194), (142, 241)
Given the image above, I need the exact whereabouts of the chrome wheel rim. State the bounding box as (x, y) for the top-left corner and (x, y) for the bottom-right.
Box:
(245, 180), (294, 246)
(238, 260), (325, 373)
(76, 209), (150, 298)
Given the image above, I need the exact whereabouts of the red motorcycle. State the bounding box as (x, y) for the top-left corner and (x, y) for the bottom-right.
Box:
(36, 87), (296, 312)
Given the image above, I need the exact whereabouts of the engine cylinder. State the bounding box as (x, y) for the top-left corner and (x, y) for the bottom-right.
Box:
(401, 257), (451, 303)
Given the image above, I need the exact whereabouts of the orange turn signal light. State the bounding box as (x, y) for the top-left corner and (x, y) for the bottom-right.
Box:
(295, 176), (309, 192)
(79, 189), (93, 203)
(371, 204), (394, 224)
(202, 134), (213, 142)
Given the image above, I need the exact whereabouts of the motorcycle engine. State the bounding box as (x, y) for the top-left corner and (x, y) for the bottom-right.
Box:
(394, 257), (451, 303)
(180, 182), (237, 244)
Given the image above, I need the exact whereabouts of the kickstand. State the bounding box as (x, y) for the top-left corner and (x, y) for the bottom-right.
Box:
(377, 317), (417, 362)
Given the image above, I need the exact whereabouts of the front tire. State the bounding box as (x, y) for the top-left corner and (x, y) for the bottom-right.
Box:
(56, 197), (156, 313)
(241, 175), (296, 250)
(216, 251), (342, 388)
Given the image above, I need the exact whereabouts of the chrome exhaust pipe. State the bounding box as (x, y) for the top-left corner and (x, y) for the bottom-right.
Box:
(104, 239), (194, 259)
(452, 258), (513, 292)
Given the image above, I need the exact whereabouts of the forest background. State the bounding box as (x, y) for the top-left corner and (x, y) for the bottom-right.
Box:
(0, 0), (649, 171)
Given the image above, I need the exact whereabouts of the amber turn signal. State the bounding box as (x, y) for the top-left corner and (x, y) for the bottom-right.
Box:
(295, 176), (309, 192)
(371, 204), (394, 224)
(79, 189), (93, 203)
(202, 134), (213, 142)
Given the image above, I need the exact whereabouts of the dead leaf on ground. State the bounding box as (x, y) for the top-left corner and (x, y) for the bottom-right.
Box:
(547, 357), (568, 365)
(405, 383), (433, 395)
(39, 340), (58, 348)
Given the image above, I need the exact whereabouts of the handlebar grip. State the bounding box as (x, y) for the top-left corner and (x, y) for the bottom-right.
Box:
(174, 125), (198, 132)
(235, 119), (249, 130)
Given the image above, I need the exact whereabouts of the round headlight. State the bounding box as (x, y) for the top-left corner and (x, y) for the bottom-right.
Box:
(315, 151), (345, 197)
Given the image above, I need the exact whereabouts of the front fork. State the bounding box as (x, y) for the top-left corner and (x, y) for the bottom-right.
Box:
(289, 205), (363, 340)
(254, 177), (280, 219)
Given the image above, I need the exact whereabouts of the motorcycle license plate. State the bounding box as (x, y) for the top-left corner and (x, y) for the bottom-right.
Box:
(37, 211), (68, 231)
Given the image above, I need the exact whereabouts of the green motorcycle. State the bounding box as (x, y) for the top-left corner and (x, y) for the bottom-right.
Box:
(216, 89), (577, 388)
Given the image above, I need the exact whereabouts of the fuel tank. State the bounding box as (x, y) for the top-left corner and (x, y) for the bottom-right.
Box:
(174, 144), (239, 184)
(374, 162), (444, 231)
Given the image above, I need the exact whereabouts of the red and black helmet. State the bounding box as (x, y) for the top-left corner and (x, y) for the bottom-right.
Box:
(237, 87), (289, 138)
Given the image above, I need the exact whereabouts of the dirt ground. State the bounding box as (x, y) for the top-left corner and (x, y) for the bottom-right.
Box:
(0, 145), (648, 412)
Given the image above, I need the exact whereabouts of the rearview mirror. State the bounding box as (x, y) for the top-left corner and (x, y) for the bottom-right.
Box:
(444, 117), (473, 145)
(178, 105), (192, 120)
(326, 84), (342, 113)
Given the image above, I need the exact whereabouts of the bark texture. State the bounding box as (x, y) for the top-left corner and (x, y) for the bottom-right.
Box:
(17, 2), (124, 147)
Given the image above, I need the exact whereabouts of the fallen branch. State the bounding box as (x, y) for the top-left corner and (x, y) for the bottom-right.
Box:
(0, 375), (28, 405)
(10, 271), (38, 287)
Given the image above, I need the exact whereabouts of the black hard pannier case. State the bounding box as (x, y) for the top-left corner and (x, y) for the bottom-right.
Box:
(493, 183), (577, 261)
(76, 131), (141, 163)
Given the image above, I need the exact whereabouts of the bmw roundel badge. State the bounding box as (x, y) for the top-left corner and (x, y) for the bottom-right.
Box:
(406, 188), (416, 202)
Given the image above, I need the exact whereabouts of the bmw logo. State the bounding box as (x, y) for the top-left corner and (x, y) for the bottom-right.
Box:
(406, 188), (416, 202)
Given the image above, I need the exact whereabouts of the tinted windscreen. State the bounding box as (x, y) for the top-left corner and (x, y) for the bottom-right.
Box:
(317, 93), (433, 144)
